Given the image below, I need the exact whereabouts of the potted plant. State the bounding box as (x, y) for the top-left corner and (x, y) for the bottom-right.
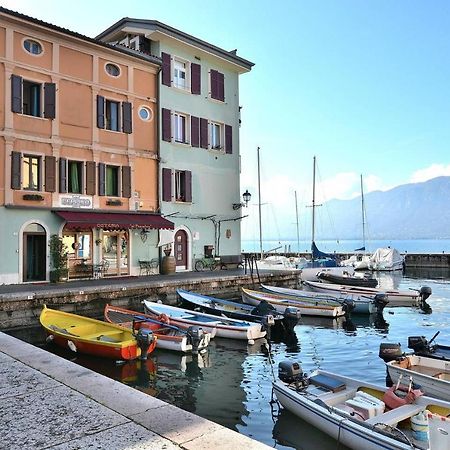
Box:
(49, 234), (69, 282)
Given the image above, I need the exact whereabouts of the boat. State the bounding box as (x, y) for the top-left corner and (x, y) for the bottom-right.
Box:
(241, 287), (346, 318)
(368, 247), (405, 272)
(317, 270), (378, 288)
(177, 288), (300, 333)
(104, 304), (212, 354)
(40, 305), (155, 360)
(303, 279), (432, 309)
(407, 333), (450, 361)
(143, 300), (266, 344)
(260, 283), (386, 315)
(273, 361), (450, 450)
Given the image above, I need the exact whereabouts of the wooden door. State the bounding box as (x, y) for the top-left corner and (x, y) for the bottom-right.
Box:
(174, 230), (187, 268)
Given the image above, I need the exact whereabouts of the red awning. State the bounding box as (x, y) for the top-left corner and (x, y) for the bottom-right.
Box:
(54, 211), (174, 231)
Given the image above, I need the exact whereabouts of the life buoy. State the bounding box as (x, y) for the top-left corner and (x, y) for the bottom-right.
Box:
(157, 313), (170, 325)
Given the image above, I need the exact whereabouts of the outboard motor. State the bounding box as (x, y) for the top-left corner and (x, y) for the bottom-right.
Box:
(186, 326), (203, 355)
(374, 293), (389, 313)
(135, 328), (155, 360)
(379, 342), (403, 363)
(251, 299), (277, 316)
(278, 360), (303, 383)
(342, 298), (356, 314)
(283, 307), (301, 332)
(419, 286), (432, 313)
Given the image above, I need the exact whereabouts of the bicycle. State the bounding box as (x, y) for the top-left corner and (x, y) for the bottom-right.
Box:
(194, 255), (218, 271)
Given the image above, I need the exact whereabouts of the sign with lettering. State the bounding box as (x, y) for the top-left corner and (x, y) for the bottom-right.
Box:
(59, 195), (93, 209)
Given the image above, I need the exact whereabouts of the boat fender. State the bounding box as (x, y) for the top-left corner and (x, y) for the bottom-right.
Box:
(186, 326), (203, 355)
(411, 410), (429, 443)
(46, 334), (54, 343)
(157, 313), (170, 325)
(135, 328), (155, 360)
(67, 340), (77, 352)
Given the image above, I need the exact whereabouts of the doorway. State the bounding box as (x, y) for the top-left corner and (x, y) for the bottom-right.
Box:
(23, 223), (46, 282)
(174, 229), (188, 270)
(102, 231), (128, 276)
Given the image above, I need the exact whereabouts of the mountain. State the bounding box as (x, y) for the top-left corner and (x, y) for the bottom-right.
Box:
(306, 176), (450, 240)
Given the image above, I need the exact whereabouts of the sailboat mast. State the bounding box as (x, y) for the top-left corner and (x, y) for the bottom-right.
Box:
(257, 146), (263, 260)
(295, 190), (300, 255)
(312, 156), (316, 245)
(360, 174), (366, 251)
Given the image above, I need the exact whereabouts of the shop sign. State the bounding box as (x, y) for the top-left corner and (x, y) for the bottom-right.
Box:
(59, 195), (93, 209)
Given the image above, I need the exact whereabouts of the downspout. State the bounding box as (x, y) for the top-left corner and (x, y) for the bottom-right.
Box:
(156, 65), (162, 266)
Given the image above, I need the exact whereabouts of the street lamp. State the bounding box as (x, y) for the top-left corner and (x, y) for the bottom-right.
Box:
(233, 189), (252, 210)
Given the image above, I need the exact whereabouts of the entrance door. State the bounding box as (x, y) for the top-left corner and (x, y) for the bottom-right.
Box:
(174, 230), (188, 269)
(23, 223), (46, 282)
(102, 231), (128, 276)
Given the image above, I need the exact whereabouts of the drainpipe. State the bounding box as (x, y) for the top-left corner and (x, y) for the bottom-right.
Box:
(156, 65), (162, 266)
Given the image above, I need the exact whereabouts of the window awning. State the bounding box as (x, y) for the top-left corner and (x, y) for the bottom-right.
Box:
(54, 211), (174, 231)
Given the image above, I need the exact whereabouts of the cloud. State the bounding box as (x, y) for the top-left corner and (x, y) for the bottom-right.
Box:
(410, 164), (450, 183)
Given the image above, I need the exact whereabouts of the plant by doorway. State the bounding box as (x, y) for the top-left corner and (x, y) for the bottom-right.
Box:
(49, 234), (69, 282)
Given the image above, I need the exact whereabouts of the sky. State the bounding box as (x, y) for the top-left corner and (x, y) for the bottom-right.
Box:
(4, 0), (450, 242)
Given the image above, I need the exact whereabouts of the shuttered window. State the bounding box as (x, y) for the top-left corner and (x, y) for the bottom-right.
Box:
(191, 63), (201, 95)
(162, 52), (171, 86)
(162, 108), (172, 142)
(98, 163), (106, 196)
(210, 70), (224, 102)
(44, 156), (56, 192)
(122, 166), (131, 198)
(225, 125), (233, 154)
(191, 116), (200, 147)
(175, 170), (192, 203)
(11, 75), (22, 113)
(11, 151), (21, 190)
(59, 157), (67, 193)
(44, 83), (56, 119)
(200, 118), (208, 149)
(162, 168), (172, 202)
(122, 101), (132, 134)
(86, 161), (96, 195)
(97, 95), (105, 129)
(184, 170), (192, 203)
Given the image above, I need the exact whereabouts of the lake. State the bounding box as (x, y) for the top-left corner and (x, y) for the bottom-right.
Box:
(8, 268), (450, 449)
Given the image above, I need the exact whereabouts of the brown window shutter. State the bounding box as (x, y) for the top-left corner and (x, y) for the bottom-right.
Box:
(97, 95), (105, 129)
(161, 52), (171, 86)
(11, 75), (22, 113)
(210, 70), (217, 99)
(44, 156), (56, 192)
(44, 83), (56, 119)
(200, 118), (208, 149)
(191, 63), (201, 95)
(11, 151), (21, 189)
(225, 125), (233, 154)
(191, 116), (200, 147)
(59, 157), (67, 193)
(162, 168), (172, 202)
(98, 163), (105, 196)
(184, 170), (192, 203)
(122, 166), (131, 198)
(122, 101), (132, 134)
(86, 161), (96, 195)
(217, 72), (225, 102)
(162, 108), (171, 142)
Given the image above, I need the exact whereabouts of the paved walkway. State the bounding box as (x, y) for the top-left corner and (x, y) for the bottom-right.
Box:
(1, 331), (270, 450)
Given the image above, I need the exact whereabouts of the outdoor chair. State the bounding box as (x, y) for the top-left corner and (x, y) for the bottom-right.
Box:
(93, 259), (110, 279)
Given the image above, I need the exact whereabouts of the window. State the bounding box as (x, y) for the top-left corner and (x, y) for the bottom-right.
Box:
(23, 39), (42, 55)
(173, 59), (188, 89)
(106, 100), (120, 131)
(175, 170), (187, 202)
(138, 106), (152, 121)
(22, 155), (41, 191)
(210, 122), (223, 150)
(174, 113), (188, 143)
(106, 165), (119, 196)
(22, 80), (41, 117)
(105, 63), (120, 77)
(68, 161), (83, 194)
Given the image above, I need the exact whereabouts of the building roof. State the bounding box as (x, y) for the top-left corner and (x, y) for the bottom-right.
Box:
(0, 6), (161, 66)
(96, 18), (254, 72)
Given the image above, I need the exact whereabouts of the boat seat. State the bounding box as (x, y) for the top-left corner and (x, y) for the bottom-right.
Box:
(309, 374), (346, 393)
(365, 404), (424, 426)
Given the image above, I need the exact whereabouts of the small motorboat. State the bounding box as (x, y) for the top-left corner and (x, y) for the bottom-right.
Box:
(104, 304), (212, 354)
(317, 270), (378, 288)
(241, 287), (346, 318)
(273, 361), (450, 450)
(143, 300), (266, 344)
(303, 280), (432, 310)
(177, 288), (300, 333)
(40, 305), (156, 360)
(260, 283), (387, 315)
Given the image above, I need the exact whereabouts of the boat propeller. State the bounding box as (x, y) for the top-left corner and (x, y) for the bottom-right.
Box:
(186, 326), (203, 355)
(134, 328), (155, 360)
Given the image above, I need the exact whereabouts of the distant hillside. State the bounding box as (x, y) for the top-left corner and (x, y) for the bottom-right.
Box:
(305, 176), (450, 240)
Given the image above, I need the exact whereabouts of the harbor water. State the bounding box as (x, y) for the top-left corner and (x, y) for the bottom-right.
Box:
(8, 269), (450, 450)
